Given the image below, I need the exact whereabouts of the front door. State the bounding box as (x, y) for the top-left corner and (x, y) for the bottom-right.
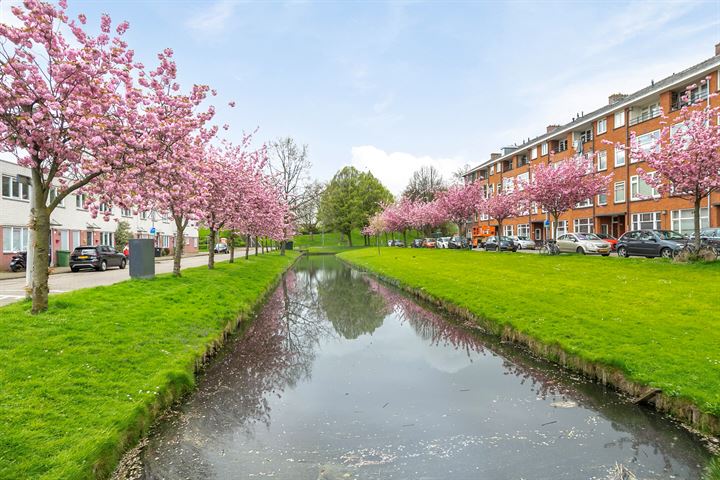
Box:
(86, 231), (93, 245)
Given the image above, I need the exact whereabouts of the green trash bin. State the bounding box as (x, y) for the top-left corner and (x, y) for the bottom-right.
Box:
(56, 250), (70, 267)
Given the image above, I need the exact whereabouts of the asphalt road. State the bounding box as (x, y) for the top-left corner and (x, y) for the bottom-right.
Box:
(0, 252), (249, 307)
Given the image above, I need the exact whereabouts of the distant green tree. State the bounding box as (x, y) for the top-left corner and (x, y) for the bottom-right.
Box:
(115, 220), (132, 248)
(319, 167), (392, 246)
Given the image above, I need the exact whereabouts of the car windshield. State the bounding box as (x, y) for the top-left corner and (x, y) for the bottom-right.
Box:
(576, 233), (600, 240)
(656, 230), (685, 240)
(73, 248), (96, 255)
(517, 236), (530, 241)
(500, 236), (512, 242)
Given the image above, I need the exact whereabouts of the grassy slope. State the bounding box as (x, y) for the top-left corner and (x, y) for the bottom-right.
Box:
(339, 248), (720, 416)
(0, 252), (297, 480)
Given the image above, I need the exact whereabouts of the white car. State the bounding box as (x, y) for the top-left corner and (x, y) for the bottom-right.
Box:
(556, 233), (612, 255)
(436, 236), (451, 249)
(511, 235), (535, 250)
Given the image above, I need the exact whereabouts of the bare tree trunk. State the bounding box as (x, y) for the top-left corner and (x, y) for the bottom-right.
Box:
(280, 227), (286, 256)
(245, 234), (250, 260)
(403, 230), (407, 247)
(208, 228), (216, 269)
(553, 214), (560, 242)
(229, 233), (236, 263)
(694, 196), (702, 249)
(30, 197), (50, 313)
(347, 230), (353, 247)
(496, 221), (503, 252)
(172, 216), (186, 277)
(255, 236), (259, 256)
(261, 237), (265, 254)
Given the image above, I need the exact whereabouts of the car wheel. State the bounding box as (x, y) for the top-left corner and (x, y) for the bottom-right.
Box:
(71, 267), (79, 272)
(99, 260), (107, 272)
(576, 247), (585, 255)
(120, 258), (127, 269)
(660, 247), (673, 259)
(617, 246), (629, 258)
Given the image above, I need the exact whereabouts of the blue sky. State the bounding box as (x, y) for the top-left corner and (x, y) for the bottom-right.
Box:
(10, 1), (720, 193)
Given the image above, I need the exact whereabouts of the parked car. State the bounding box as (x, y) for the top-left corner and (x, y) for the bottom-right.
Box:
(423, 238), (437, 248)
(70, 245), (126, 272)
(595, 233), (618, 250)
(436, 237), (451, 249)
(690, 227), (720, 249)
(556, 233), (612, 255)
(484, 236), (518, 252)
(214, 243), (229, 254)
(393, 240), (405, 247)
(448, 236), (469, 249)
(511, 235), (535, 250)
(411, 238), (424, 248)
(616, 230), (685, 258)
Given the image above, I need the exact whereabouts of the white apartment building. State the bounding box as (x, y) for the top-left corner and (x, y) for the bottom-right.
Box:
(0, 160), (198, 271)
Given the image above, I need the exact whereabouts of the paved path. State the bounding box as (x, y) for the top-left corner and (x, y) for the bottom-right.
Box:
(0, 251), (272, 307)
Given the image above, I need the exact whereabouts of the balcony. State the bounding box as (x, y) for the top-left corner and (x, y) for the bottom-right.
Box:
(629, 108), (660, 126)
(671, 90), (709, 111)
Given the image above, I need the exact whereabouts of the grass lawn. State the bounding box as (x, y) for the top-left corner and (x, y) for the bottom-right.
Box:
(294, 229), (426, 249)
(339, 248), (720, 418)
(0, 252), (297, 480)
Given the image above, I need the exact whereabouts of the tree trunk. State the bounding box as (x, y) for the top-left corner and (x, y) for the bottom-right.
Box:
(208, 228), (216, 269)
(255, 236), (259, 256)
(280, 227), (287, 256)
(694, 196), (702, 249)
(403, 230), (407, 247)
(552, 214), (560, 242)
(347, 230), (353, 247)
(172, 216), (186, 277)
(30, 205), (51, 314)
(229, 233), (236, 263)
(245, 234), (250, 260)
(496, 221), (503, 252)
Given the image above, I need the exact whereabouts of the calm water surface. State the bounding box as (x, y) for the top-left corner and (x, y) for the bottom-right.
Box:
(141, 256), (711, 479)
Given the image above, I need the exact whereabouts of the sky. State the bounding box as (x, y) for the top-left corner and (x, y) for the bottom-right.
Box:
(4, 0), (719, 194)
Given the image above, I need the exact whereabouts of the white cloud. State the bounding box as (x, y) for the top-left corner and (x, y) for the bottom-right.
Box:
(350, 145), (465, 195)
(186, 0), (237, 35)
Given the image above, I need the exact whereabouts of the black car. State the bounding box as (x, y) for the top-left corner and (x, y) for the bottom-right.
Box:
(448, 236), (469, 249)
(70, 245), (127, 272)
(616, 230), (685, 259)
(483, 235), (518, 252)
(411, 239), (424, 248)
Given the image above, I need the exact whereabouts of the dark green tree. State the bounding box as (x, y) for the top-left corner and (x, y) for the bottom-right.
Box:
(114, 220), (132, 248)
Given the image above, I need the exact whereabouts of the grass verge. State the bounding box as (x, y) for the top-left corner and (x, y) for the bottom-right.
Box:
(0, 252), (298, 479)
(338, 248), (720, 429)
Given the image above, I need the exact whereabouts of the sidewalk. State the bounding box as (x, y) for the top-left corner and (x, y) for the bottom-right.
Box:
(0, 252), (209, 282)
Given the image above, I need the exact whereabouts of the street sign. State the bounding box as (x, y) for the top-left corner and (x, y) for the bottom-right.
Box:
(150, 227), (156, 234)
(544, 220), (550, 227)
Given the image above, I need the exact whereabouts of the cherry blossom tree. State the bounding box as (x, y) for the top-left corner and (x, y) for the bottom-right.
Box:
(0, 1), (146, 312)
(409, 199), (445, 236)
(480, 190), (521, 250)
(435, 181), (484, 238)
(625, 86), (720, 248)
(379, 198), (414, 246)
(521, 154), (612, 241)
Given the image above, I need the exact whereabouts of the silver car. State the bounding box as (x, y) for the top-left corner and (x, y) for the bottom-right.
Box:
(436, 236), (451, 249)
(511, 235), (535, 250)
(556, 233), (611, 256)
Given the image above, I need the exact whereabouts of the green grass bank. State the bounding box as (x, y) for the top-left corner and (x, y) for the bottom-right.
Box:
(0, 252), (298, 479)
(338, 248), (720, 435)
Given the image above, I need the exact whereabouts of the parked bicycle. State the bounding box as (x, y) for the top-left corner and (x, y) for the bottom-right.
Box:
(539, 239), (560, 256)
(673, 240), (719, 262)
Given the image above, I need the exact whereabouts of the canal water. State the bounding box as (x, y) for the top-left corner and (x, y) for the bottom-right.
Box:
(140, 256), (711, 479)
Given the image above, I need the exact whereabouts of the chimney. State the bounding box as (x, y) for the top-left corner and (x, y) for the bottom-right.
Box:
(608, 93), (627, 105)
(490, 152), (501, 160)
(716, 42), (720, 56)
(546, 125), (560, 133)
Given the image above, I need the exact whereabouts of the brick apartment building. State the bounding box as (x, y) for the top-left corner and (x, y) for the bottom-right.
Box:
(0, 159), (199, 271)
(463, 44), (720, 242)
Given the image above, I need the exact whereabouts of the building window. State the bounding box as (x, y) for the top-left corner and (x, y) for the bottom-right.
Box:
(597, 150), (607, 171)
(671, 208), (709, 234)
(531, 147), (538, 160)
(631, 212), (661, 230)
(504, 225), (514, 236)
(121, 208), (132, 217)
(490, 165), (495, 176)
(1, 174), (30, 200)
(48, 188), (64, 208)
(75, 194), (87, 209)
(517, 155), (528, 167)
(574, 218), (594, 234)
(630, 174), (658, 200)
(72, 230), (81, 248)
(2, 226), (29, 253)
(558, 139), (568, 152)
(614, 146), (626, 167)
(554, 221), (568, 237)
(580, 129), (593, 143)
(614, 181), (626, 203)
(100, 232), (114, 246)
(140, 211), (148, 220)
(517, 224), (530, 237)
(576, 198), (592, 208)
(597, 193), (607, 205)
(597, 119), (607, 135)
(541, 143), (548, 156)
(631, 130), (660, 162)
(99, 203), (110, 213)
(614, 111), (625, 128)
